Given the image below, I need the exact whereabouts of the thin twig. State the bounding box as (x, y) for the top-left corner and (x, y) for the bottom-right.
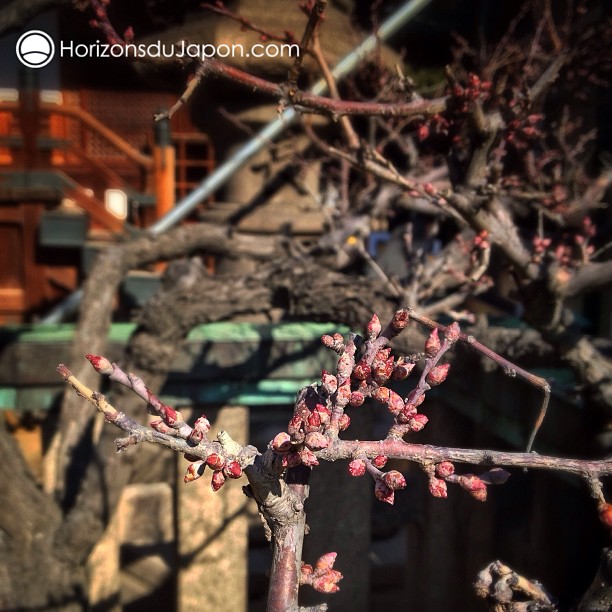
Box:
(405, 308), (551, 452)
(154, 64), (206, 121)
(311, 31), (360, 149)
(286, 0), (327, 99)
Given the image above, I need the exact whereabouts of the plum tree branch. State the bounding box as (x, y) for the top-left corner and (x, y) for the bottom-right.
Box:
(57, 303), (612, 608)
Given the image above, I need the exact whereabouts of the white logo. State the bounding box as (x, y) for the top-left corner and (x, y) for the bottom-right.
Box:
(16, 30), (55, 68)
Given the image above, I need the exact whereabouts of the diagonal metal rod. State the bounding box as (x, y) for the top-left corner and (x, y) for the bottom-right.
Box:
(41, 0), (433, 322)
(148, 0), (434, 235)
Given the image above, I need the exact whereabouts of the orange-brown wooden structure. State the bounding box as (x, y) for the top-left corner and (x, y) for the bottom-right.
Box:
(0, 79), (215, 322)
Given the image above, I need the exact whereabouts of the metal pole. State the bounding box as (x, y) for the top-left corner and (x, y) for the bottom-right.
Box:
(148, 0), (433, 235)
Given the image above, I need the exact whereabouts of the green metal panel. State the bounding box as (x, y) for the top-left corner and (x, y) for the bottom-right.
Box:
(0, 321), (348, 410)
(39, 210), (88, 247)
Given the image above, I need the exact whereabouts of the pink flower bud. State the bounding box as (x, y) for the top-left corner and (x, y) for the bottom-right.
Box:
(396, 409), (411, 424)
(224, 460), (242, 479)
(426, 363), (450, 386)
(436, 461), (455, 478)
(86, 354), (113, 375)
(373, 357), (395, 384)
(468, 72), (480, 87)
(399, 403), (417, 423)
(315, 552), (337, 572)
(271, 432), (292, 453)
(336, 382), (351, 407)
(188, 415), (211, 444)
(321, 334), (335, 348)
(373, 386), (404, 412)
(429, 477), (448, 498)
(372, 386), (389, 403)
(444, 322), (461, 344)
(367, 314), (382, 338)
(459, 474), (485, 490)
(372, 455), (387, 468)
(408, 414), (428, 431)
(459, 474), (487, 501)
(392, 309), (410, 330)
(321, 370), (338, 394)
(287, 415), (303, 436)
(299, 447), (319, 466)
(150, 419), (173, 434)
(312, 569), (343, 593)
(352, 362), (371, 380)
(349, 391), (365, 407)
(314, 404), (331, 426)
(424, 328), (441, 356)
(159, 403), (178, 427)
(348, 459), (366, 477)
(338, 414), (351, 431)
(306, 410), (322, 432)
(304, 431), (329, 451)
(206, 453), (225, 471)
(374, 480), (395, 505)
(382, 470), (406, 490)
(376, 348), (392, 361)
(599, 503), (612, 529)
(387, 390), (405, 415)
(211, 469), (226, 491)
(301, 563), (314, 578)
(184, 461), (206, 483)
(392, 361), (415, 380)
(469, 488), (487, 502)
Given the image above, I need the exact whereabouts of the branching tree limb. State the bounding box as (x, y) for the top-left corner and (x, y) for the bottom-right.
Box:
(57, 309), (612, 609)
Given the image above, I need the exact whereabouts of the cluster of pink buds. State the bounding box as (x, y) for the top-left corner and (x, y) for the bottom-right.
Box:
(505, 113), (544, 148)
(449, 73), (493, 112)
(532, 235), (552, 263)
(270, 396), (337, 468)
(84, 353), (248, 493)
(278, 311), (461, 503)
(300, 552), (343, 594)
(327, 311), (459, 442)
(392, 323), (457, 432)
(349, 455), (407, 505)
(551, 220), (596, 270)
(427, 462), (510, 502)
(473, 230), (490, 252)
(416, 113), (451, 141)
(184, 449), (245, 490)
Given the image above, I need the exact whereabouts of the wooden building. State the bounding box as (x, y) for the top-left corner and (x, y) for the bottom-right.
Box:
(0, 70), (214, 322)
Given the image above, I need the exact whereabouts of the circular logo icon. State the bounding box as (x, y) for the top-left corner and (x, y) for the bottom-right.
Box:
(16, 30), (55, 68)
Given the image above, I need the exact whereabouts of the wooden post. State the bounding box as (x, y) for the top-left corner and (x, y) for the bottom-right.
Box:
(153, 117), (175, 221)
(177, 406), (249, 612)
